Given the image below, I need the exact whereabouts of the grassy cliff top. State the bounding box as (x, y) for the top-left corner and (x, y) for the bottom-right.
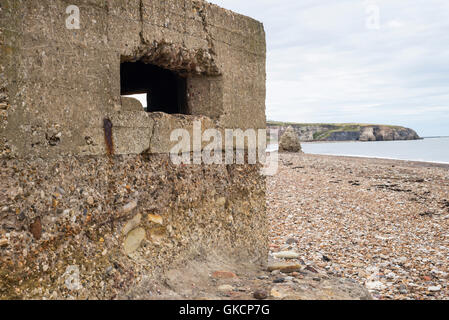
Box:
(267, 121), (403, 129)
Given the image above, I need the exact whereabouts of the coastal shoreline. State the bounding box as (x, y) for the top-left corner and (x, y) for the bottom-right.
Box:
(299, 153), (449, 168)
(267, 148), (449, 167)
(268, 136), (449, 166)
(300, 139), (425, 144)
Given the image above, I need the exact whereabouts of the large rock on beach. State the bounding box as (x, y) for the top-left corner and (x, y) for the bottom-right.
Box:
(279, 126), (302, 152)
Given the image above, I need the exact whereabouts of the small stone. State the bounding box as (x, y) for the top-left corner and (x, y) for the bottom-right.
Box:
(398, 285), (408, 294)
(8, 187), (23, 200)
(304, 265), (318, 273)
(87, 196), (94, 205)
(216, 197), (226, 206)
(257, 275), (269, 280)
(271, 270), (280, 276)
(365, 280), (386, 291)
(253, 290), (268, 300)
(270, 288), (282, 298)
(30, 217), (42, 240)
(366, 266), (379, 274)
(217, 285), (234, 292)
(105, 266), (114, 275)
(267, 262), (301, 273)
(18, 211), (26, 220)
(122, 214), (142, 235)
(149, 227), (166, 244)
(273, 251), (300, 259)
(428, 286), (441, 292)
(423, 276), (432, 281)
(121, 200), (138, 213)
(273, 277), (285, 283)
(148, 214), (163, 225)
(211, 271), (237, 279)
(0, 238), (8, 247)
(270, 287), (288, 299)
(285, 238), (297, 245)
(123, 227), (146, 255)
(386, 272), (397, 279)
(398, 257), (407, 263)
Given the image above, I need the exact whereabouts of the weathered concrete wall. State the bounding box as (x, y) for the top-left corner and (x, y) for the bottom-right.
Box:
(0, 0), (266, 158)
(0, 155), (266, 299)
(0, 0), (267, 299)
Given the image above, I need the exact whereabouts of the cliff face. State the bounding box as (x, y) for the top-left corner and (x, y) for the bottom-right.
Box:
(268, 123), (420, 142)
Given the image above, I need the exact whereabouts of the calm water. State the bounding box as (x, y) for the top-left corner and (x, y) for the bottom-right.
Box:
(270, 137), (449, 164)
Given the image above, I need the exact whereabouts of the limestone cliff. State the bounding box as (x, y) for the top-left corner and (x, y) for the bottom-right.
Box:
(268, 122), (420, 142)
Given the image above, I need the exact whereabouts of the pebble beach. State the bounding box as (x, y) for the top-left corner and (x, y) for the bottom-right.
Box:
(268, 153), (449, 299)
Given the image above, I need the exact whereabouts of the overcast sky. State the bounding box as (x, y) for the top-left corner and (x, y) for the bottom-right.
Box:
(209, 0), (449, 136)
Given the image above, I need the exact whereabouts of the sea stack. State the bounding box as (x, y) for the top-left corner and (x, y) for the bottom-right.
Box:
(279, 126), (302, 152)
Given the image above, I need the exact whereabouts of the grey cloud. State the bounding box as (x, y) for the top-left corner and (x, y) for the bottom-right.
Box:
(210, 0), (449, 136)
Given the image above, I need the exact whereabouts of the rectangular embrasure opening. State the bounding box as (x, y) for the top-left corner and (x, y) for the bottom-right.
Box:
(120, 61), (188, 114)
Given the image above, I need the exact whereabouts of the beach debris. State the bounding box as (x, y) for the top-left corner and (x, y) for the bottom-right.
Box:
(268, 153), (449, 300)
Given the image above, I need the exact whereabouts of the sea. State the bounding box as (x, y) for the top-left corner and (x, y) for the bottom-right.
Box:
(268, 137), (449, 164)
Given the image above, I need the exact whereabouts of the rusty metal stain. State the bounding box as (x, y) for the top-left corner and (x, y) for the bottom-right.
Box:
(30, 217), (42, 240)
(103, 118), (114, 156)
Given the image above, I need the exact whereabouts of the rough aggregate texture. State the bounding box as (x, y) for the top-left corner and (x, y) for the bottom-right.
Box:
(0, 154), (267, 299)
